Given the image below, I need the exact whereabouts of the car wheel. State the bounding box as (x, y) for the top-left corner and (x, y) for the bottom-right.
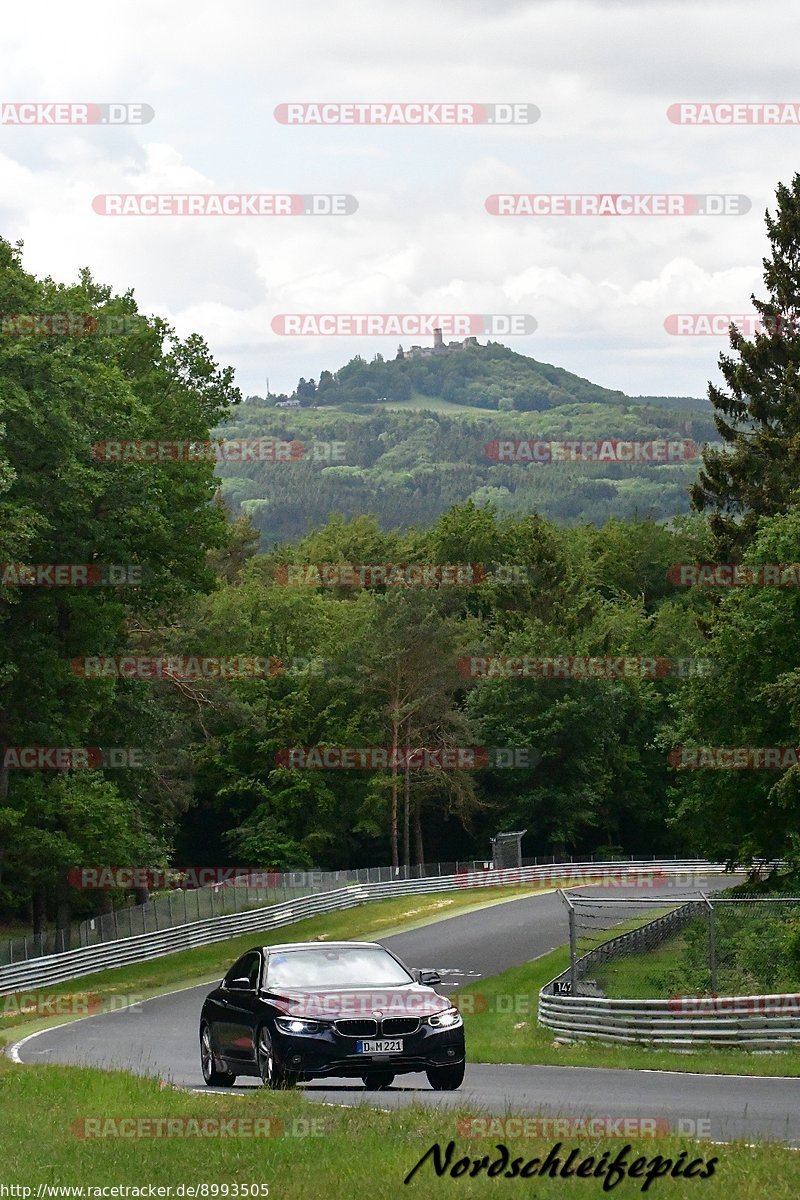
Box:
(200, 1024), (236, 1088)
(361, 1073), (395, 1090)
(257, 1025), (296, 1090)
(426, 1061), (465, 1091)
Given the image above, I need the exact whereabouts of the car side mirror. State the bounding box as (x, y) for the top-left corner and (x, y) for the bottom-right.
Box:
(418, 970), (441, 986)
(227, 976), (253, 991)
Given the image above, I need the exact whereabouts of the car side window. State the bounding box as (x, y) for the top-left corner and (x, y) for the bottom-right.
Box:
(245, 952), (262, 989)
(224, 951), (261, 990)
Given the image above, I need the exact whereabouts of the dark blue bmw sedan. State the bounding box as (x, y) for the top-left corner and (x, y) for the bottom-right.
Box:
(200, 940), (465, 1091)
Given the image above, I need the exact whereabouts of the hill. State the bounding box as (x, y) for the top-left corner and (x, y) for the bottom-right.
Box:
(215, 342), (716, 544)
(270, 339), (710, 414)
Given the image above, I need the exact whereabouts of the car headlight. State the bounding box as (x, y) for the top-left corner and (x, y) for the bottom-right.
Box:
(427, 1007), (463, 1030)
(274, 1017), (323, 1035)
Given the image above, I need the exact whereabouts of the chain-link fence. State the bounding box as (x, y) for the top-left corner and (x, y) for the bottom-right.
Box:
(0, 928), (71, 966)
(0, 856), (537, 965)
(560, 893), (800, 999)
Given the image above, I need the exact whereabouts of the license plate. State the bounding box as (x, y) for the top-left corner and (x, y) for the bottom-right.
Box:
(356, 1039), (403, 1054)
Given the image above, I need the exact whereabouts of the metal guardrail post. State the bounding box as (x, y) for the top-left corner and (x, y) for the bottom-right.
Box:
(701, 892), (717, 993)
(556, 889), (577, 994)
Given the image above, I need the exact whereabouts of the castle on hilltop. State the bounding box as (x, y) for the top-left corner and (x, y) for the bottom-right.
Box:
(396, 327), (479, 360)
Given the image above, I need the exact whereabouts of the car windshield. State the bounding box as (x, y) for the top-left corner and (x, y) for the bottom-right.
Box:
(265, 946), (413, 989)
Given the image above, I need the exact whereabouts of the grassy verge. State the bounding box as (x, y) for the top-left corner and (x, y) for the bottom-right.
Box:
(0, 1055), (797, 1197)
(457, 949), (800, 1077)
(593, 928), (694, 999)
(0, 884), (545, 1044)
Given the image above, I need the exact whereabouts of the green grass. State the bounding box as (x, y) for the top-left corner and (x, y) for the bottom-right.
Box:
(0, 1055), (798, 1197)
(576, 907), (689, 1000)
(456, 948), (800, 1077)
(380, 390), (499, 415)
(593, 929), (695, 999)
(0, 884), (547, 1043)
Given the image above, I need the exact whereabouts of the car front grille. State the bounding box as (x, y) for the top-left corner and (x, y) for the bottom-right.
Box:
(380, 1017), (419, 1036)
(334, 1019), (378, 1038)
(333, 1016), (420, 1038)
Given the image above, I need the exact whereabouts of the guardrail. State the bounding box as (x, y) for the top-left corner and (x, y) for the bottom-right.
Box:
(73, 855), (712, 954)
(539, 898), (800, 1047)
(0, 859), (725, 995)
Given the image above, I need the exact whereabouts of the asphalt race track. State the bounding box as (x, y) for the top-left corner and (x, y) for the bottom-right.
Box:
(13, 876), (800, 1146)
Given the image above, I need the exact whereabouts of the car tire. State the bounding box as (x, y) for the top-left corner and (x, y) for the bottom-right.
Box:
(257, 1025), (297, 1090)
(361, 1073), (395, 1090)
(200, 1024), (236, 1088)
(426, 1061), (465, 1090)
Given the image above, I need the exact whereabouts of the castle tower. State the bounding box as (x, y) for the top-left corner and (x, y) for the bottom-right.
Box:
(433, 327), (444, 351)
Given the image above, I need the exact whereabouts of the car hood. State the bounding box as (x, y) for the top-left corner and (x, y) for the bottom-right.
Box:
(266, 983), (449, 1019)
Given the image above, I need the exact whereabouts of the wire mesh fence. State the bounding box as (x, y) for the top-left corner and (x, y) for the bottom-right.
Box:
(0, 928), (70, 966)
(560, 893), (800, 999)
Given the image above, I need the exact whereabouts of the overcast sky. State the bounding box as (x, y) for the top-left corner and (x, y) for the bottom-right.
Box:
(2, 0), (799, 399)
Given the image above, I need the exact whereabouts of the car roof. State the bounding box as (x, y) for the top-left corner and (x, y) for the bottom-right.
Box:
(261, 941), (382, 953)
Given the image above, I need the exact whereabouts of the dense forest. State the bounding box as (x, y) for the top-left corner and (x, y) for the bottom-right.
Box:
(216, 397), (719, 542)
(220, 329), (718, 541)
(3, 174), (800, 941)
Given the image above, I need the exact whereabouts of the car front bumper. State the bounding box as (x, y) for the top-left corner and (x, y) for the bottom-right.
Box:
(274, 1024), (465, 1078)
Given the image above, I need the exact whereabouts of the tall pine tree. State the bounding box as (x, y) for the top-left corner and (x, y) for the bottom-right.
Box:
(691, 174), (800, 556)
